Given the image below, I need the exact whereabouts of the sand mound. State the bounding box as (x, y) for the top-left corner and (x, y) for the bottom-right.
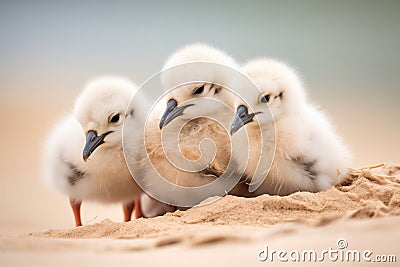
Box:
(31, 164), (400, 240)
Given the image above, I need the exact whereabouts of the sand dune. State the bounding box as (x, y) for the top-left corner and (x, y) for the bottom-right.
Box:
(31, 164), (400, 239)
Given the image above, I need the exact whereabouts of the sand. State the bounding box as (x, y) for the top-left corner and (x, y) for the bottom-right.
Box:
(1, 164), (399, 266)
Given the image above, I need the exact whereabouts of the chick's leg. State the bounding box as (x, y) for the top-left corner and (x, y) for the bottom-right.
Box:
(69, 198), (82, 227)
(133, 197), (143, 219)
(122, 201), (135, 222)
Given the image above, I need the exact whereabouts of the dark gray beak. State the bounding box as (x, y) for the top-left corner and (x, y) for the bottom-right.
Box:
(159, 99), (194, 129)
(83, 130), (113, 161)
(230, 105), (261, 135)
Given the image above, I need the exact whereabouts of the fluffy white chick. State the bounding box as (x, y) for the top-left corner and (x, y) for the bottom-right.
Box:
(44, 77), (143, 226)
(139, 44), (243, 217)
(230, 58), (351, 195)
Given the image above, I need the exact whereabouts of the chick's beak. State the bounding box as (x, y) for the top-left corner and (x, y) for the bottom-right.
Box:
(82, 130), (113, 161)
(159, 99), (194, 129)
(230, 105), (261, 135)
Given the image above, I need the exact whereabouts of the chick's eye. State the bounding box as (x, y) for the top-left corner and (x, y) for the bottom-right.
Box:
(260, 94), (270, 103)
(193, 85), (205, 95)
(109, 114), (120, 124)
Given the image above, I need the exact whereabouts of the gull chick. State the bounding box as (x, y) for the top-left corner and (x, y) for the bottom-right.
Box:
(139, 44), (242, 216)
(159, 43), (239, 182)
(44, 77), (143, 226)
(230, 59), (351, 195)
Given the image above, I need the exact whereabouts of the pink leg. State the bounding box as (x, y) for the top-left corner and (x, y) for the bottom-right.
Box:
(69, 198), (82, 227)
(133, 197), (144, 219)
(123, 201), (135, 222)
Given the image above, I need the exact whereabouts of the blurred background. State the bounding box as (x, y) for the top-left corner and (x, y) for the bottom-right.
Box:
(0, 0), (399, 234)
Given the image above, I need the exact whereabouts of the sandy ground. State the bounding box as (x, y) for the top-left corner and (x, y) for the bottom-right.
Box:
(1, 164), (399, 266)
(1, 217), (399, 266)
